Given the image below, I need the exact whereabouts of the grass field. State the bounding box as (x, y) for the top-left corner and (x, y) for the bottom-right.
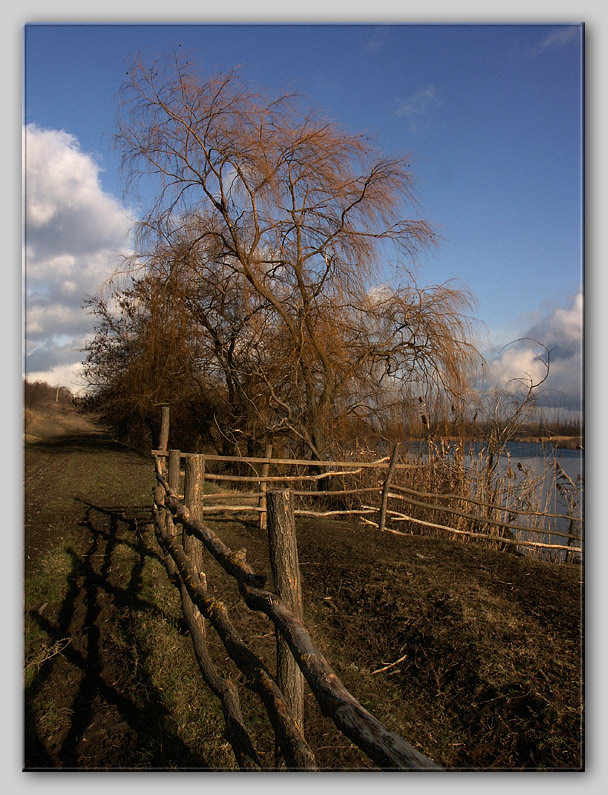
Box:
(23, 404), (583, 770)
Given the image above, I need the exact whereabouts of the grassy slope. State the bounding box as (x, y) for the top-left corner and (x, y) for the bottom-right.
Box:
(23, 405), (583, 770)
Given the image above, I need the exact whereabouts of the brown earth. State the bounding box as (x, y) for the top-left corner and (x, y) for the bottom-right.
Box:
(23, 405), (583, 770)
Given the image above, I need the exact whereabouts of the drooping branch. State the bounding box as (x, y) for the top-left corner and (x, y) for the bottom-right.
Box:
(90, 52), (482, 459)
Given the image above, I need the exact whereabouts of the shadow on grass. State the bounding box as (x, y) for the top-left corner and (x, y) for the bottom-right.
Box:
(24, 499), (209, 770)
(25, 431), (150, 458)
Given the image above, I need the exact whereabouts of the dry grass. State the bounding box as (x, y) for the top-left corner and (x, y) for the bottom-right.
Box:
(23, 407), (583, 770)
(321, 439), (582, 563)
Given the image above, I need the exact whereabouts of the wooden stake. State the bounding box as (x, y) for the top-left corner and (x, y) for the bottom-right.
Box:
(158, 405), (170, 451)
(267, 490), (305, 755)
(259, 444), (273, 530)
(157, 405), (170, 477)
(378, 443), (400, 532)
(168, 449), (181, 493)
(184, 454), (206, 637)
(165, 449), (182, 577)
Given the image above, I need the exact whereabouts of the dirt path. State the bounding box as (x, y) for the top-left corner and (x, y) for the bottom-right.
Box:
(24, 407), (151, 570)
(24, 407), (217, 769)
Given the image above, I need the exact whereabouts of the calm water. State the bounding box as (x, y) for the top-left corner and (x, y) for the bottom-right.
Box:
(465, 441), (583, 494)
(405, 440), (584, 559)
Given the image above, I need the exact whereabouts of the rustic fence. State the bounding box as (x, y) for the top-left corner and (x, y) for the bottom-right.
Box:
(152, 407), (582, 560)
(151, 406), (441, 770)
(150, 406), (582, 769)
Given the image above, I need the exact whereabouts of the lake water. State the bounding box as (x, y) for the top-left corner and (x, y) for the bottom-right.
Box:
(405, 440), (584, 561)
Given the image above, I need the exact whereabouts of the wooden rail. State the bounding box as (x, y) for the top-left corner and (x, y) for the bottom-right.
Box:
(152, 460), (441, 770)
(154, 447), (581, 552)
(386, 491), (579, 541)
(360, 507), (581, 553)
(151, 449), (419, 470)
(151, 406), (440, 770)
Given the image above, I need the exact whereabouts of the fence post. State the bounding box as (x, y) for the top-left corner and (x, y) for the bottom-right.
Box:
(378, 442), (400, 532)
(159, 404), (170, 450)
(165, 449), (182, 576)
(565, 517), (575, 564)
(157, 405), (170, 476)
(184, 453), (206, 637)
(267, 490), (305, 749)
(259, 444), (273, 530)
(168, 449), (181, 494)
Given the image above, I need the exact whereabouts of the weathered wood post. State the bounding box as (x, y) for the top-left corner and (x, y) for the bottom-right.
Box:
(378, 442), (400, 532)
(267, 489), (305, 752)
(168, 449), (181, 496)
(259, 444), (273, 530)
(565, 517), (576, 564)
(183, 453), (206, 637)
(158, 403), (170, 448)
(164, 449), (181, 579)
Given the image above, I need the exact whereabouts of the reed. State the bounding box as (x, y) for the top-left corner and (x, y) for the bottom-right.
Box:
(324, 435), (582, 562)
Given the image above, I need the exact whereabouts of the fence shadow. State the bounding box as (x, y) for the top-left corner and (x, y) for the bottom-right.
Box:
(24, 500), (208, 770)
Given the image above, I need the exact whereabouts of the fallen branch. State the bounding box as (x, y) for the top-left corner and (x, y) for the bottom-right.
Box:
(372, 654), (408, 675)
(24, 638), (71, 671)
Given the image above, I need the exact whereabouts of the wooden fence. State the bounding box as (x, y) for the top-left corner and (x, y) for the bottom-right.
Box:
(152, 409), (582, 559)
(149, 406), (582, 769)
(151, 407), (441, 770)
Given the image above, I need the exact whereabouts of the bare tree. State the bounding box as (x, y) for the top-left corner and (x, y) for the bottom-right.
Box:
(475, 338), (551, 476)
(107, 52), (480, 458)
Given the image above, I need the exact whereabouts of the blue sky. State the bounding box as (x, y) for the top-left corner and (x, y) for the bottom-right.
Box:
(23, 22), (583, 410)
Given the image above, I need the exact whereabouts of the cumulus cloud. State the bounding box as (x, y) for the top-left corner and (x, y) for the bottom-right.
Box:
(484, 293), (583, 412)
(24, 124), (133, 392)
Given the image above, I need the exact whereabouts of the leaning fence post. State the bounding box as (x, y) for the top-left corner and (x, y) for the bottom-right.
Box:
(378, 442), (400, 532)
(267, 490), (305, 748)
(259, 444), (273, 530)
(184, 453), (206, 637)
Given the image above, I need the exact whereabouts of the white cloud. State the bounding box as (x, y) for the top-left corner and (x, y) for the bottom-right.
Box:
(365, 26), (389, 53)
(513, 26), (581, 58)
(394, 85), (440, 118)
(485, 293), (583, 412)
(24, 124), (133, 392)
(26, 361), (90, 395)
(535, 26), (580, 54)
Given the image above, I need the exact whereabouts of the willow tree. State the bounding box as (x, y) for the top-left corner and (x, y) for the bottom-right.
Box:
(113, 52), (479, 458)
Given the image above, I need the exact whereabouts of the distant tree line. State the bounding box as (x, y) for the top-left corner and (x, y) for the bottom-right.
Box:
(24, 379), (73, 409)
